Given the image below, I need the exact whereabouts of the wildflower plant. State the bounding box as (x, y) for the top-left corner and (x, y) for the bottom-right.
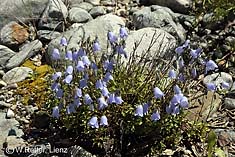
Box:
(46, 27), (221, 156)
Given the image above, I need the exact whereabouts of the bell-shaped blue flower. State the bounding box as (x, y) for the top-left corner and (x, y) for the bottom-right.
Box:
(108, 31), (117, 43)
(205, 60), (218, 74)
(51, 82), (60, 91)
(135, 105), (143, 117)
(75, 88), (82, 98)
(82, 56), (91, 66)
(183, 39), (190, 48)
(190, 48), (202, 59)
(179, 96), (188, 108)
(60, 37), (67, 46)
(67, 103), (76, 114)
(52, 48), (60, 60)
(64, 74), (73, 84)
(72, 51), (78, 61)
(119, 26), (128, 38)
(88, 116), (99, 129)
(66, 65), (73, 75)
(100, 115), (108, 126)
(178, 58), (184, 69)
(98, 97), (108, 110)
(191, 68), (197, 78)
(102, 87), (109, 97)
(84, 94), (93, 105)
(154, 87), (164, 99)
(108, 93), (116, 104)
(74, 98), (82, 107)
(65, 50), (73, 61)
(170, 94), (184, 105)
(206, 83), (216, 92)
(96, 79), (104, 90)
(168, 69), (177, 79)
(178, 73), (185, 82)
(143, 103), (149, 115)
(115, 96), (124, 105)
(151, 112), (160, 121)
(52, 106), (60, 118)
(104, 72), (114, 82)
(93, 41), (101, 52)
(221, 81), (230, 89)
(80, 79), (87, 89)
(175, 46), (184, 55)
(76, 61), (85, 72)
(174, 85), (182, 94)
(52, 72), (62, 80)
(56, 88), (63, 98)
(116, 45), (127, 58)
(103, 60), (114, 71)
(78, 48), (86, 57)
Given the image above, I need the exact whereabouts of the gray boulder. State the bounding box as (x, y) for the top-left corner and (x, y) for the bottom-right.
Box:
(0, 0), (48, 30)
(38, 0), (68, 31)
(125, 27), (177, 60)
(0, 21), (29, 48)
(141, 0), (192, 14)
(5, 40), (42, 70)
(89, 6), (106, 18)
(3, 67), (33, 84)
(0, 45), (16, 69)
(133, 5), (186, 42)
(69, 7), (93, 23)
(73, 2), (93, 11)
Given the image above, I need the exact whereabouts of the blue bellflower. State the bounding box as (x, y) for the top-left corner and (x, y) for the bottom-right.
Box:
(135, 105), (144, 117)
(74, 98), (82, 107)
(98, 97), (108, 110)
(88, 116), (99, 129)
(191, 68), (197, 78)
(76, 61), (85, 72)
(119, 26), (128, 38)
(78, 48), (86, 57)
(52, 106), (60, 118)
(65, 50), (73, 61)
(96, 79), (104, 90)
(80, 79), (87, 89)
(84, 94), (93, 105)
(168, 69), (177, 79)
(143, 103), (149, 115)
(151, 112), (160, 121)
(93, 41), (101, 52)
(52, 72), (62, 80)
(67, 103), (76, 114)
(51, 82), (60, 91)
(64, 74), (73, 84)
(115, 96), (124, 104)
(66, 65), (73, 75)
(205, 60), (218, 74)
(221, 81), (230, 89)
(154, 87), (164, 99)
(100, 115), (108, 126)
(56, 88), (63, 98)
(82, 56), (91, 66)
(116, 45), (127, 58)
(52, 48), (60, 60)
(103, 60), (114, 71)
(60, 37), (67, 46)
(108, 31), (117, 43)
(102, 87), (109, 97)
(190, 48), (202, 59)
(72, 51), (78, 61)
(75, 88), (82, 98)
(108, 93), (116, 104)
(206, 83), (216, 92)
(173, 85), (182, 94)
(104, 72), (114, 82)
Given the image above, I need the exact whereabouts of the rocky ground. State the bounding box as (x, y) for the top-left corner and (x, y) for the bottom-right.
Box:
(0, 0), (235, 156)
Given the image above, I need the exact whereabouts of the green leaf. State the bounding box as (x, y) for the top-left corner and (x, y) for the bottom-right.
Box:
(214, 148), (226, 157)
(207, 130), (217, 157)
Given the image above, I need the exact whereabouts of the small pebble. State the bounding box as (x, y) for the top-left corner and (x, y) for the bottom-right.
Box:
(0, 80), (7, 87)
(6, 109), (15, 118)
(6, 97), (14, 103)
(0, 101), (12, 108)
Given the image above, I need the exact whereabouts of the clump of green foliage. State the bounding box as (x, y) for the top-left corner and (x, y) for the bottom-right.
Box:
(193, 0), (235, 21)
(45, 28), (223, 156)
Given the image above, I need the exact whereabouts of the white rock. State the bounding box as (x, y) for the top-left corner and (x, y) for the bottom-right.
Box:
(6, 109), (15, 118)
